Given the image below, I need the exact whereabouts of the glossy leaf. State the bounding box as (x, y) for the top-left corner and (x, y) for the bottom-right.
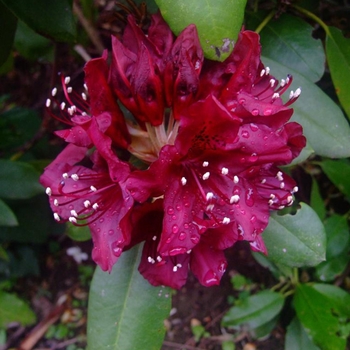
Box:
(326, 27), (350, 119)
(262, 203), (326, 267)
(319, 159), (350, 198)
(259, 14), (325, 82)
(0, 291), (36, 328)
(155, 0), (246, 61)
(87, 245), (171, 350)
(66, 223), (91, 241)
(0, 1), (17, 66)
(262, 56), (350, 158)
(0, 199), (18, 227)
(315, 214), (349, 282)
(0, 160), (43, 199)
(222, 290), (284, 330)
(294, 284), (347, 350)
(0, 0), (76, 42)
(285, 317), (321, 350)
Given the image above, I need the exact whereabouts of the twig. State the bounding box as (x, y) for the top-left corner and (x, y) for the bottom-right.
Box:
(73, 1), (104, 55)
(162, 340), (206, 350)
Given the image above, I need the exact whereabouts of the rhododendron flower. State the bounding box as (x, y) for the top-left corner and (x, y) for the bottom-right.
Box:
(41, 12), (306, 289)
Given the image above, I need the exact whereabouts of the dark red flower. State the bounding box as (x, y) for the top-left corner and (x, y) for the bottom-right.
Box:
(42, 13), (306, 289)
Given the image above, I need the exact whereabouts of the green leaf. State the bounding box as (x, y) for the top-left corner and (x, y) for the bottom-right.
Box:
(87, 245), (171, 350)
(310, 178), (326, 220)
(0, 1), (17, 66)
(0, 199), (18, 227)
(262, 57), (350, 158)
(263, 203), (326, 267)
(285, 317), (321, 350)
(222, 290), (284, 330)
(155, 0), (246, 61)
(319, 159), (350, 198)
(259, 14), (325, 82)
(294, 284), (347, 350)
(66, 223), (91, 241)
(326, 27), (350, 119)
(0, 160), (43, 199)
(0, 291), (36, 327)
(0, 0), (76, 42)
(262, 203), (326, 267)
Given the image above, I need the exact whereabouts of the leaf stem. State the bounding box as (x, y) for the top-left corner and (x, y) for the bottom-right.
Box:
(291, 268), (299, 285)
(255, 10), (275, 34)
(292, 5), (331, 37)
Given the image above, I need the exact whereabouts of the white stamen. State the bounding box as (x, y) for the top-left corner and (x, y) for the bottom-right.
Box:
(206, 204), (215, 211)
(230, 195), (240, 204)
(261, 178), (266, 184)
(90, 186), (97, 192)
(46, 187), (52, 196)
(92, 203), (99, 210)
(152, 235), (157, 241)
(272, 92), (280, 99)
(84, 200), (91, 208)
(202, 161), (209, 167)
(206, 192), (214, 201)
(270, 79), (275, 87)
(54, 213), (60, 221)
(60, 102), (66, 110)
(181, 177), (187, 186)
(202, 172), (210, 180)
(265, 67), (270, 74)
(292, 186), (299, 193)
(287, 195), (293, 203)
(268, 199), (274, 206)
(280, 79), (286, 87)
(156, 256), (162, 262)
(51, 88), (57, 96)
(260, 69), (265, 77)
(82, 92), (87, 100)
(46, 99), (51, 107)
(69, 216), (77, 223)
(278, 206), (285, 210)
(280, 182), (285, 189)
(64, 76), (71, 85)
(223, 217), (230, 224)
(221, 167), (229, 175)
(270, 194), (276, 199)
(70, 210), (78, 217)
(294, 87), (301, 98)
(54, 199), (59, 206)
(276, 171), (283, 181)
(187, 249), (192, 254)
(71, 174), (79, 181)
(83, 83), (88, 91)
(289, 90), (294, 99)
(62, 173), (69, 179)
(233, 175), (239, 184)
(67, 87), (73, 93)
(148, 257), (155, 264)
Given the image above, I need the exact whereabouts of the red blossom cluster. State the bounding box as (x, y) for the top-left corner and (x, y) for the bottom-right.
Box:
(41, 13), (305, 289)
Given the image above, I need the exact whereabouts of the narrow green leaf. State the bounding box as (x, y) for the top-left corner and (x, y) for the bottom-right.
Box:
(294, 284), (346, 350)
(262, 203), (326, 267)
(222, 290), (284, 329)
(0, 1), (17, 66)
(0, 0), (76, 42)
(310, 178), (326, 220)
(0, 291), (36, 327)
(285, 317), (321, 350)
(262, 57), (350, 158)
(319, 159), (350, 198)
(326, 27), (350, 119)
(0, 160), (43, 199)
(259, 14), (325, 82)
(0, 199), (18, 227)
(155, 0), (246, 61)
(87, 245), (171, 350)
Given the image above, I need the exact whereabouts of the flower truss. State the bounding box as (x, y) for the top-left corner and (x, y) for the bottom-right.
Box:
(41, 13), (306, 289)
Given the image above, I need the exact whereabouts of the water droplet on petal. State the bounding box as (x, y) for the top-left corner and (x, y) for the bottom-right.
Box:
(172, 224), (179, 234)
(190, 234), (200, 244)
(167, 207), (174, 215)
(241, 130), (250, 138)
(111, 242), (122, 257)
(250, 215), (257, 223)
(203, 270), (219, 286)
(169, 247), (186, 256)
(108, 229), (114, 235)
(178, 232), (187, 241)
(248, 153), (259, 162)
(252, 109), (259, 116)
(250, 123), (259, 131)
(264, 108), (272, 116)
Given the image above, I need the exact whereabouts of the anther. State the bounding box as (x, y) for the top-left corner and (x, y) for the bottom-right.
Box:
(233, 175), (239, 184)
(46, 187), (52, 196)
(292, 186), (298, 193)
(202, 172), (210, 180)
(206, 204), (214, 211)
(67, 87), (73, 93)
(272, 93), (280, 99)
(270, 79), (275, 87)
(280, 79), (286, 87)
(223, 217), (230, 224)
(51, 88), (57, 96)
(92, 203), (99, 210)
(260, 69), (265, 77)
(152, 236), (157, 241)
(62, 173), (69, 179)
(54, 199), (59, 206)
(230, 195), (240, 204)
(294, 88), (301, 98)
(289, 90), (294, 99)
(221, 167), (229, 175)
(265, 67), (270, 74)
(54, 213), (60, 221)
(64, 76), (71, 85)
(276, 171), (283, 181)
(82, 92), (87, 100)
(261, 179), (266, 184)
(83, 83), (88, 91)
(280, 182), (285, 189)
(46, 99), (51, 108)
(71, 174), (79, 181)
(206, 192), (214, 201)
(202, 161), (209, 167)
(60, 102), (66, 110)
(181, 177), (187, 186)
(69, 216), (77, 223)
(90, 186), (97, 192)
(156, 256), (162, 262)
(84, 200), (91, 208)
